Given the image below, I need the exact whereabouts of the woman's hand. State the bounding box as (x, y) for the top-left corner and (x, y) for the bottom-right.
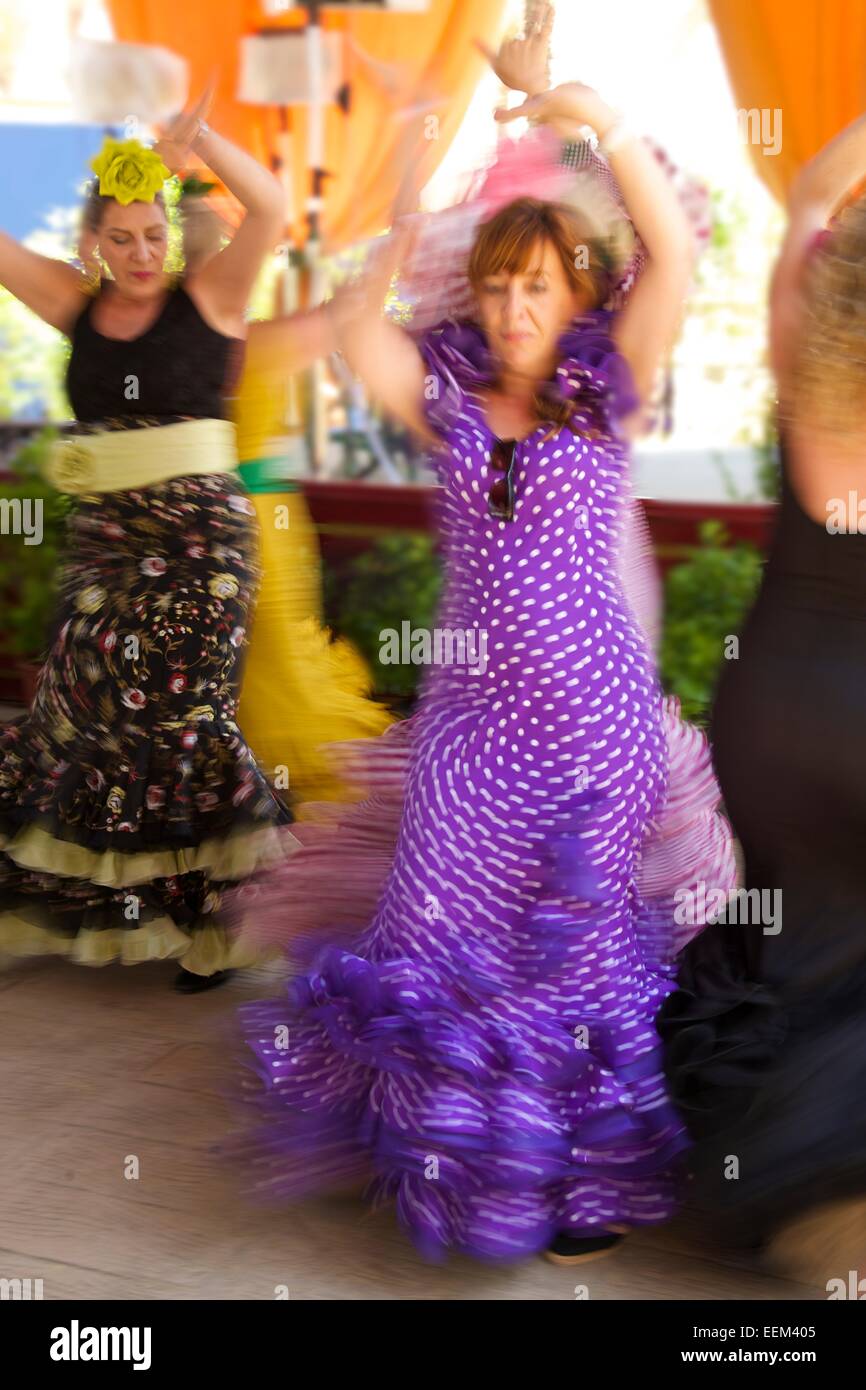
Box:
(153, 76), (217, 174)
(495, 81), (617, 141)
(474, 3), (554, 96)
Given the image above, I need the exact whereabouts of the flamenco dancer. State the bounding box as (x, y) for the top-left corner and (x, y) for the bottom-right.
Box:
(180, 186), (393, 805)
(659, 111), (866, 1280)
(229, 51), (735, 1264)
(0, 94), (296, 991)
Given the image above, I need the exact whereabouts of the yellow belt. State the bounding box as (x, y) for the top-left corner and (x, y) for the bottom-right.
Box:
(44, 418), (240, 496)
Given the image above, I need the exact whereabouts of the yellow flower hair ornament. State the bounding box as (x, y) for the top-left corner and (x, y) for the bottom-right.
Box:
(89, 137), (171, 206)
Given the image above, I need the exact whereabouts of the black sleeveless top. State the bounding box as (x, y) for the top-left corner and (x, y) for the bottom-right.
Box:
(66, 277), (246, 427)
(759, 433), (866, 618)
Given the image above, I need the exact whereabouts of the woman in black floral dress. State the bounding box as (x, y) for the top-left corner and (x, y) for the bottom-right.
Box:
(0, 96), (295, 990)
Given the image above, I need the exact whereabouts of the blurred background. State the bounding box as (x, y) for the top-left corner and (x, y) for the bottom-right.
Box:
(0, 0), (855, 721)
(3, 0), (864, 1306)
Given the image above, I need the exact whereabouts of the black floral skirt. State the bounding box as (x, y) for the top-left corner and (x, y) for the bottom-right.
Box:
(0, 469), (295, 972)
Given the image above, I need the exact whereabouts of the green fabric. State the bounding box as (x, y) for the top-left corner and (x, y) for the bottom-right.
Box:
(236, 457), (300, 494)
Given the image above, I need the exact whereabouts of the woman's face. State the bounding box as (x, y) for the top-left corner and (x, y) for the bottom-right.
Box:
(474, 237), (591, 379)
(95, 199), (169, 298)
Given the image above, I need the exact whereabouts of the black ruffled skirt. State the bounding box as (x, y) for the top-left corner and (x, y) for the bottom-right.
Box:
(0, 469), (293, 973)
(658, 581), (866, 1243)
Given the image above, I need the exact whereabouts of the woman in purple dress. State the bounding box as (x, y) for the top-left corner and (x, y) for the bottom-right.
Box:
(229, 81), (735, 1264)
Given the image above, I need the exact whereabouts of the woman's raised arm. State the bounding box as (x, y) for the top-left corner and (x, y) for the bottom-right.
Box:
(330, 218), (435, 446)
(155, 85), (285, 319)
(497, 83), (696, 418)
(0, 230), (88, 334)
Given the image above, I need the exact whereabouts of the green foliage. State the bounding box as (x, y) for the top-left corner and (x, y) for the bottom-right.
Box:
(659, 521), (763, 725)
(0, 429), (70, 659)
(684, 184), (784, 452)
(323, 533), (442, 697)
(323, 522), (765, 720)
(0, 287), (70, 420)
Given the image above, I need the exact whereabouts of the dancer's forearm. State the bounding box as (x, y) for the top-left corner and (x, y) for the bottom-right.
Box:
(251, 305), (335, 374)
(0, 228), (85, 332)
(333, 219), (410, 368)
(496, 84), (692, 264)
(332, 223), (432, 442)
(790, 113), (866, 216)
(595, 112), (694, 265)
(188, 126), (284, 220)
(528, 86), (692, 264)
(171, 122), (284, 311)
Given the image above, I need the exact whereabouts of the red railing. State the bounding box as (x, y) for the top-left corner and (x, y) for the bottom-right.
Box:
(0, 470), (776, 704)
(303, 479), (776, 572)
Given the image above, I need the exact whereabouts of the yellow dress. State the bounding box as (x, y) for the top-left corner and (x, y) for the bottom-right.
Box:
(231, 330), (393, 811)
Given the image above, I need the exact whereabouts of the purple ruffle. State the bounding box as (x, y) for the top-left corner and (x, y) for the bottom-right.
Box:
(224, 691), (736, 1263)
(417, 309), (639, 440)
(236, 942), (688, 1263)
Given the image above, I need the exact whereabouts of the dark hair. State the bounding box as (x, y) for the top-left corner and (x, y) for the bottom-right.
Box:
(81, 178), (167, 235)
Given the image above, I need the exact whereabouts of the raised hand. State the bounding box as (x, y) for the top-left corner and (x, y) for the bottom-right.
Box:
(154, 74), (217, 173)
(494, 81), (616, 141)
(474, 3), (554, 96)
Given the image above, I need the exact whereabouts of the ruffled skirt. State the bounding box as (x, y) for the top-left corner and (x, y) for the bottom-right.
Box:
(236, 489), (393, 803)
(658, 587), (866, 1245)
(0, 472), (295, 973)
(226, 695), (736, 1262)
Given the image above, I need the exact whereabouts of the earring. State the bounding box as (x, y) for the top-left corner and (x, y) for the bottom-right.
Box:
(75, 255), (101, 296)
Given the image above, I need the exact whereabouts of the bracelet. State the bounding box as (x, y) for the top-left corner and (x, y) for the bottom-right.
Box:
(190, 120), (211, 151)
(599, 116), (636, 156)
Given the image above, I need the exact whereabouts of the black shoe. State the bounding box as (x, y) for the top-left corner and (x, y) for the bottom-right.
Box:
(173, 967), (234, 994)
(543, 1230), (626, 1265)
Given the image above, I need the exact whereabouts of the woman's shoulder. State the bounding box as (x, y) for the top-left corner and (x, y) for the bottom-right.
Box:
(60, 276), (100, 340)
(178, 273), (247, 341)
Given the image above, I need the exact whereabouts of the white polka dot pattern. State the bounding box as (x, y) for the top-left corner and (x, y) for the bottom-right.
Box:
(232, 316), (736, 1263)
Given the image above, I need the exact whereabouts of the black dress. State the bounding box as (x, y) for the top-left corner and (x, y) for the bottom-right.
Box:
(0, 277), (293, 973)
(658, 435), (866, 1241)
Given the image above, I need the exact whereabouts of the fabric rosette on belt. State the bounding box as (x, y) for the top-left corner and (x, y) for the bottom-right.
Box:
(43, 418), (241, 495)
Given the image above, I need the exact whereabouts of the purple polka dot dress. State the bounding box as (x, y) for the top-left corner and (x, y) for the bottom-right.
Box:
(230, 311), (736, 1263)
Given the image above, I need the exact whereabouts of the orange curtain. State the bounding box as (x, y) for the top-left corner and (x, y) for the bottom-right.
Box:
(106, 0), (508, 250)
(709, 0), (866, 202)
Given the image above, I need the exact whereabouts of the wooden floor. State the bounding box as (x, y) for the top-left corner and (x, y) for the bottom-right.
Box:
(0, 955), (824, 1301)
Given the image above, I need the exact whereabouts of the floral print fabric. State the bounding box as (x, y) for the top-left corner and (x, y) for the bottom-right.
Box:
(0, 456), (293, 969)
